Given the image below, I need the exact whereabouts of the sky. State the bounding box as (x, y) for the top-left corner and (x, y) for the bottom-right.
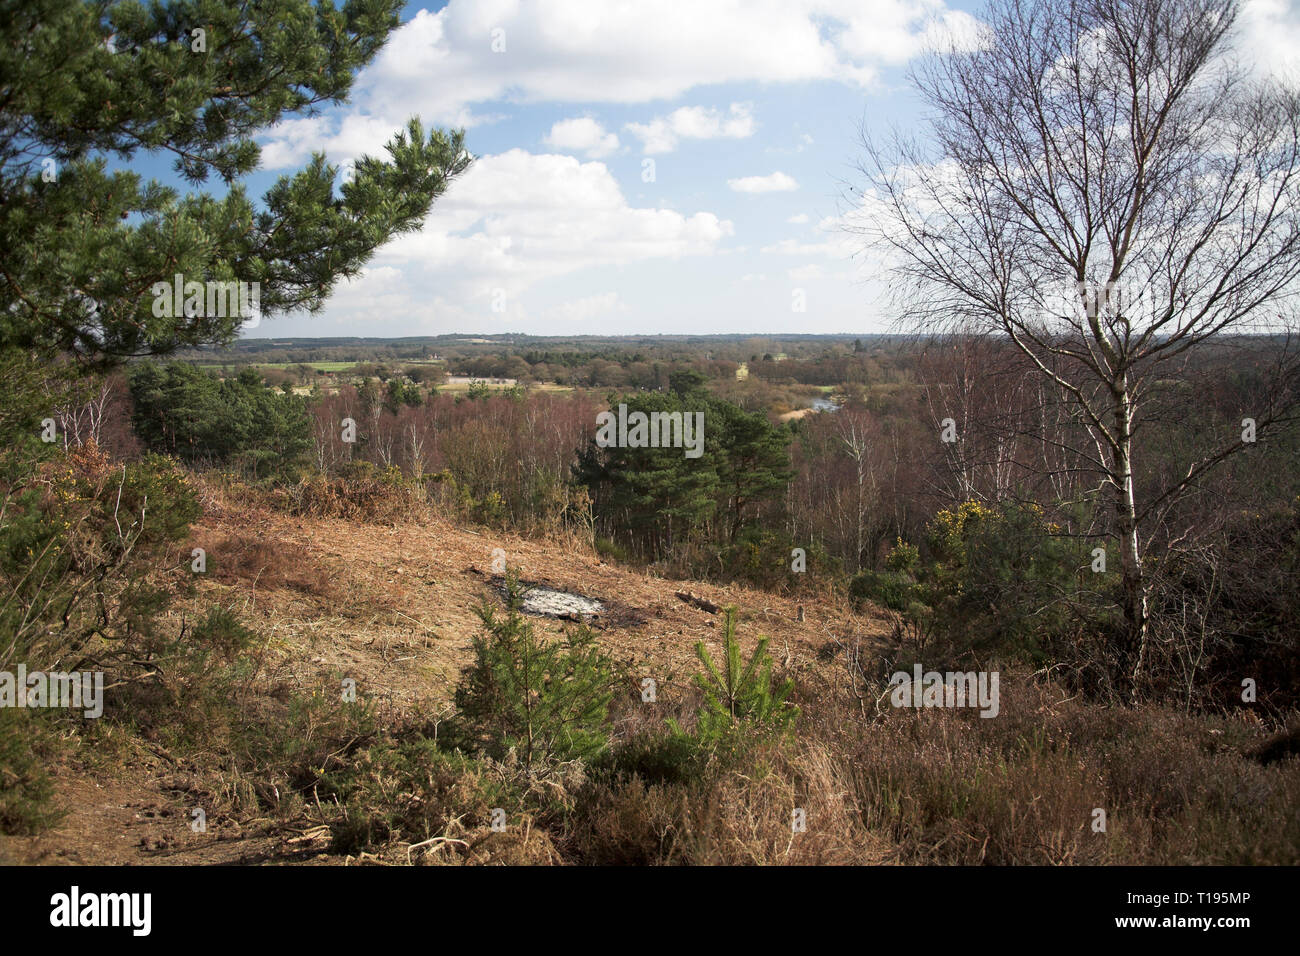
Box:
(237, 0), (1300, 340)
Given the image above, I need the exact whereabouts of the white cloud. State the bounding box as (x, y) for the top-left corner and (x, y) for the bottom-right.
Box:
(768, 211), (860, 256)
(729, 171), (799, 193)
(625, 103), (756, 154)
(829, 0), (988, 65)
(543, 116), (620, 157)
(258, 1), (981, 170)
(1239, 0), (1300, 82)
(764, 202), (896, 286)
(345, 149), (733, 311)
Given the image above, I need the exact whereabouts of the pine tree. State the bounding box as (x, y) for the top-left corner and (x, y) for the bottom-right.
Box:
(574, 390), (719, 557)
(0, 0), (471, 366)
(686, 606), (798, 744)
(454, 575), (617, 772)
(127, 360), (309, 476)
(710, 401), (792, 542)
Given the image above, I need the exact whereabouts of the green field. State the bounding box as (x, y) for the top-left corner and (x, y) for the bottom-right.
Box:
(197, 358), (446, 372)
(196, 361), (356, 371)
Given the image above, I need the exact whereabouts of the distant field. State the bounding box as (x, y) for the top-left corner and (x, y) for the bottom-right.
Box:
(438, 379), (573, 393)
(197, 361), (357, 372)
(197, 359), (446, 372)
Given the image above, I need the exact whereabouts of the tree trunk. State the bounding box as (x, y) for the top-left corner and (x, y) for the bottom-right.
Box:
(1113, 390), (1149, 702)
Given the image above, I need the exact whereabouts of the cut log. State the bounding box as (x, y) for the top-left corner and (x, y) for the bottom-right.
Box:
(675, 590), (720, 614)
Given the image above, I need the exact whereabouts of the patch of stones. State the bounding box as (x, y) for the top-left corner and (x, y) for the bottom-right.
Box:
(517, 584), (604, 619)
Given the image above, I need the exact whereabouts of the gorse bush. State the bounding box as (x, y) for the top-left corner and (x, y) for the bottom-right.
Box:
(0, 708), (65, 835)
(853, 500), (1108, 669)
(325, 739), (522, 856)
(715, 525), (825, 592)
(2, 441), (200, 674)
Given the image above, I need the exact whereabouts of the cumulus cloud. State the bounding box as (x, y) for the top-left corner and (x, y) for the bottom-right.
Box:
(834, 0), (988, 65)
(1238, 0), (1300, 81)
(257, 0), (980, 170)
(625, 103), (756, 154)
(340, 149), (733, 315)
(729, 171), (799, 193)
(543, 116), (620, 157)
(764, 208), (869, 262)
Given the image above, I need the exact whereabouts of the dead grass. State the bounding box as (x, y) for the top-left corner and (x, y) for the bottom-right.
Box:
(13, 478), (1298, 866)
(196, 531), (338, 599)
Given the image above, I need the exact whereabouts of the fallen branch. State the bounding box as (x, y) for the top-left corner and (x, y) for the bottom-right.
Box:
(407, 836), (469, 863)
(675, 590), (720, 614)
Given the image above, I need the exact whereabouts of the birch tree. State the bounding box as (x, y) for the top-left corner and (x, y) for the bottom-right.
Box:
(856, 0), (1300, 697)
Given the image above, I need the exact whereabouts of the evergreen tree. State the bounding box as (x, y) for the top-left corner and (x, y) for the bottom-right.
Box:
(574, 389), (719, 557)
(0, 0), (471, 365)
(683, 606), (798, 744)
(577, 388), (791, 558)
(709, 401), (792, 542)
(128, 360), (309, 477)
(454, 576), (617, 772)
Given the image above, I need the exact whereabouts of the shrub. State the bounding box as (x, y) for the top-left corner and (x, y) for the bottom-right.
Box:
(2, 443), (200, 673)
(0, 709), (64, 835)
(716, 526), (820, 592)
(452, 575), (618, 771)
(278, 466), (427, 523)
(676, 606), (798, 746)
(594, 536), (629, 563)
(854, 501), (1106, 670)
(324, 738), (521, 855)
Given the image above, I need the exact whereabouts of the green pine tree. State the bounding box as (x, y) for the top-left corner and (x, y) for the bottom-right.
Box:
(127, 360), (310, 478)
(454, 574), (617, 772)
(574, 390), (720, 557)
(709, 401), (792, 542)
(683, 605), (798, 745)
(0, 0), (471, 365)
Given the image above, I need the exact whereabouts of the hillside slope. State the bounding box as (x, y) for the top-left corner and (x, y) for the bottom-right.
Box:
(7, 491), (890, 865)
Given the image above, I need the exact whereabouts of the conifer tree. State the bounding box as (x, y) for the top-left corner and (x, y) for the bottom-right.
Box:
(687, 605), (798, 744)
(454, 575), (617, 772)
(127, 360), (310, 476)
(710, 401), (792, 542)
(0, 0), (471, 366)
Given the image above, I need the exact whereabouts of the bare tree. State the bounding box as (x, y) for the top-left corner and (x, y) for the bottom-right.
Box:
(836, 409), (879, 571)
(855, 0), (1300, 698)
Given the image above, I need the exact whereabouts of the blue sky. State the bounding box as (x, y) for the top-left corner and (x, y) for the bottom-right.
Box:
(234, 0), (1299, 339)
